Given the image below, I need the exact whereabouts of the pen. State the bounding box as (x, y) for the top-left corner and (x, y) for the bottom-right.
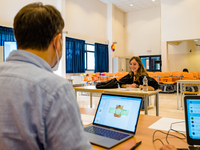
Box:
(130, 141), (142, 150)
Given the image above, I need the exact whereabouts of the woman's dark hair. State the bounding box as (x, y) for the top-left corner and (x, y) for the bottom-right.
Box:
(129, 56), (148, 83)
(13, 2), (64, 51)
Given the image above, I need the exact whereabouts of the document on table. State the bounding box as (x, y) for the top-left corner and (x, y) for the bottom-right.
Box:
(81, 114), (94, 125)
(148, 117), (186, 133)
(118, 88), (141, 91)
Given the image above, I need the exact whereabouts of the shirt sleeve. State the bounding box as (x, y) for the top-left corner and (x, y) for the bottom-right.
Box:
(45, 84), (93, 150)
(147, 76), (159, 90)
(118, 73), (133, 86)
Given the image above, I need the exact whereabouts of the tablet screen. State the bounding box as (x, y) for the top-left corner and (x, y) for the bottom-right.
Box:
(184, 96), (200, 145)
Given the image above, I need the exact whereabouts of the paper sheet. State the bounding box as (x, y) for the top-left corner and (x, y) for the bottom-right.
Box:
(148, 117), (186, 133)
(118, 88), (141, 91)
(81, 114), (94, 125)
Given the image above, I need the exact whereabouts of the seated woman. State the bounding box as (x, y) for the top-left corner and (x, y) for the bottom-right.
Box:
(119, 56), (159, 109)
(119, 56), (158, 90)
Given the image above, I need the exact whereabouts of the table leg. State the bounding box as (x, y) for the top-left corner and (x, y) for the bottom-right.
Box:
(90, 92), (92, 108)
(75, 90), (77, 99)
(180, 83), (183, 107)
(155, 93), (159, 116)
(199, 84), (200, 95)
(144, 95), (148, 115)
(177, 82), (179, 110)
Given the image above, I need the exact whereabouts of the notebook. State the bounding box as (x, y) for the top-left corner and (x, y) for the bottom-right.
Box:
(184, 96), (200, 149)
(84, 93), (142, 148)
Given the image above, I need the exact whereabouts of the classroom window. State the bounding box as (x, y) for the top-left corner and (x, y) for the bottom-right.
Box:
(139, 55), (161, 72)
(85, 43), (95, 71)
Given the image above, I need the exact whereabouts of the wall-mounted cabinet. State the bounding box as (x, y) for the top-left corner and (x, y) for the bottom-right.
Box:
(113, 57), (130, 73)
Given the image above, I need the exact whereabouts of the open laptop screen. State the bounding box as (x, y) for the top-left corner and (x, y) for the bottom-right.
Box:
(184, 96), (200, 145)
(93, 94), (142, 133)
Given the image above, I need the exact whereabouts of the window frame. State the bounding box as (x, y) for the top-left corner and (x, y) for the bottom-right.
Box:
(85, 43), (95, 71)
(139, 55), (161, 72)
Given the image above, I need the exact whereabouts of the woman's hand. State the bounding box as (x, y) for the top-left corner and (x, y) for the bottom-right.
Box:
(126, 83), (138, 88)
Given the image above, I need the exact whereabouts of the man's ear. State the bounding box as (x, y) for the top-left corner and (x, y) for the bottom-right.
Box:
(54, 33), (62, 50)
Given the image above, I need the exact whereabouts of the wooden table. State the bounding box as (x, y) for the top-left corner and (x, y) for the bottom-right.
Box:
(67, 79), (73, 85)
(80, 108), (188, 150)
(176, 80), (200, 109)
(74, 86), (161, 116)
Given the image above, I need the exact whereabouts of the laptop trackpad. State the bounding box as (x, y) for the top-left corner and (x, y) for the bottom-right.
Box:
(85, 132), (119, 148)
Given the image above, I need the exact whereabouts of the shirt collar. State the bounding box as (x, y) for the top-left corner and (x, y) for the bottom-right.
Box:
(6, 50), (53, 73)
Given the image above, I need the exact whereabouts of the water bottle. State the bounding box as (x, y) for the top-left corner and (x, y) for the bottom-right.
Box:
(118, 83), (120, 89)
(143, 76), (148, 92)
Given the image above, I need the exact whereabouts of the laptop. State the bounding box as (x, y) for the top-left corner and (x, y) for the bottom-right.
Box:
(84, 93), (142, 148)
(184, 96), (200, 149)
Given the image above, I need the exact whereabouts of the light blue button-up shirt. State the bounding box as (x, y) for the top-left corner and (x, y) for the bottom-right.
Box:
(0, 50), (93, 150)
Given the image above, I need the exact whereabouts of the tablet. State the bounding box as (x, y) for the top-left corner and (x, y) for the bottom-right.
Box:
(184, 96), (200, 145)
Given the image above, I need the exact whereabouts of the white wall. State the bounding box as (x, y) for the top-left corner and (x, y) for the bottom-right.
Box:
(65, 0), (107, 44)
(126, 7), (161, 57)
(0, 0), (68, 78)
(113, 7), (126, 58)
(161, 0), (200, 41)
(0, 0), (61, 27)
(168, 40), (200, 72)
(161, 0), (200, 72)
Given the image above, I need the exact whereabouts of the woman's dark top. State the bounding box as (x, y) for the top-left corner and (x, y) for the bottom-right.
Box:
(118, 73), (159, 90)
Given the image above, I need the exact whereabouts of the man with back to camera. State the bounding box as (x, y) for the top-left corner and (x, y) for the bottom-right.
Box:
(0, 3), (92, 150)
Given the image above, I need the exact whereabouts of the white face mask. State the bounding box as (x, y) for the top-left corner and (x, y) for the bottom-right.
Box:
(51, 49), (60, 71)
(52, 38), (62, 71)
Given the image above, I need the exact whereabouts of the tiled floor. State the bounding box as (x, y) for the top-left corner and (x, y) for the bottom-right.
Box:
(77, 92), (185, 119)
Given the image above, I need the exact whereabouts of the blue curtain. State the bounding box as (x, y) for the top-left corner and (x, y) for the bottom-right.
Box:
(95, 43), (109, 73)
(0, 26), (15, 46)
(66, 37), (85, 73)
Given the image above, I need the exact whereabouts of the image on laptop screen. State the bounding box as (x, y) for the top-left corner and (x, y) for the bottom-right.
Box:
(3, 41), (17, 62)
(185, 96), (200, 145)
(93, 94), (142, 133)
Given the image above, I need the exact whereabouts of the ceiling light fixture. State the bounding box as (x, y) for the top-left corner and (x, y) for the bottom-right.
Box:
(152, 0), (155, 1)
(130, 4), (133, 6)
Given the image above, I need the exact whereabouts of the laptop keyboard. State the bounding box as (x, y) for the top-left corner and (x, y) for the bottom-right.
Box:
(84, 126), (130, 141)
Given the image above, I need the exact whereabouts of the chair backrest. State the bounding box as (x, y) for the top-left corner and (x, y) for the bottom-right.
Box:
(147, 72), (154, 77)
(92, 75), (99, 81)
(165, 72), (172, 76)
(182, 73), (195, 80)
(95, 72), (100, 76)
(172, 72), (181, 77)
(114, 72), (123, 77)
(122, 72), (129, 76)
(190, 72), (198, 79)
(158, 73), (170, 83)
(155, 72), (163, 77)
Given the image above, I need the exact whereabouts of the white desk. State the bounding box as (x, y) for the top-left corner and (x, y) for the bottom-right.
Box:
(74, 86), (161, 116)
(176, 80), (200, 109)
